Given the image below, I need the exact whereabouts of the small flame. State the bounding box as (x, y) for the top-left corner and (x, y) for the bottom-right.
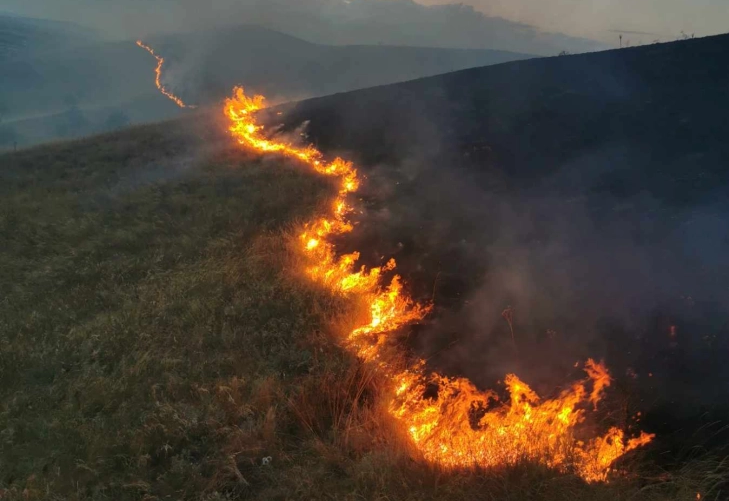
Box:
(223, 86), (653, 482)
(136, 40), (194, 109)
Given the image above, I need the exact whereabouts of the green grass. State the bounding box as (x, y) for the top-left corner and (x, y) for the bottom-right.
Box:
(0, 121), (340, 499)
(1, 122), (726, 500)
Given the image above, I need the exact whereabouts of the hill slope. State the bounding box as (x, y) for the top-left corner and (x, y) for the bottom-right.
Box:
(274, 34), (729, 443)
(3, 34), (729, 496)
(166, 25), (533, 103)
(0, 119), (349, 500)
(1, 108), (723, 501)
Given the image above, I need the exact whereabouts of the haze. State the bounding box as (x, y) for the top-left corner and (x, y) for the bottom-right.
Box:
(420, 0), (729, 44)
(5, 0), (729, 48)
(7, 0), (725, 51)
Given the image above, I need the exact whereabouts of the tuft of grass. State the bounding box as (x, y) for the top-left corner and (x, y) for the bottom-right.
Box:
(1, 122), (726, 500)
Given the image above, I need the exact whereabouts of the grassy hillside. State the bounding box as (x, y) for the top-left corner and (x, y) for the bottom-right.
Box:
(1, 112), (726, 499)
(272, 34), (729, 444)
(0, 119), (340, 499)
(279, 34), (729, 189)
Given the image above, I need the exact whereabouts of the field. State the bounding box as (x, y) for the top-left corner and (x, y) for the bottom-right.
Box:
(1, 112), (727, 500)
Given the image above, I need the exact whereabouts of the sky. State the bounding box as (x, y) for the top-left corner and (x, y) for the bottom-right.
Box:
(418, 0), (729, 44)
(3, 0), (727, 48)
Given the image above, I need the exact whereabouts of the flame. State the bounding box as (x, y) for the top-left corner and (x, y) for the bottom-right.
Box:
(224, 86), (653, 483)
(389, 358), (654, 482)
(136, 40), (193, 109)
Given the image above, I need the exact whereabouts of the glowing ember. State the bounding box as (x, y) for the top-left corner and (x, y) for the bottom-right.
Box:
(136, 40), (194, 108)
(224, 86), (654, 482)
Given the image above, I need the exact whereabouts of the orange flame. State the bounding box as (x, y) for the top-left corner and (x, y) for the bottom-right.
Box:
(136, 40), (193, 109)
(390, 359), (654, 482)
(224, 86), (653, 483)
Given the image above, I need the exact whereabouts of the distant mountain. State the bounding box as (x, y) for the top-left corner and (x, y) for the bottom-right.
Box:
(156, 25), (534, 104)
(0, 38), (180, 147)
(1, 22), (534, 147)
(215, 0), (607, 56)
(0, 13), (97, 61)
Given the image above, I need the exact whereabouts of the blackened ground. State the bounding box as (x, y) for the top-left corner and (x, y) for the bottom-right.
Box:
(268, 34), (729, 460)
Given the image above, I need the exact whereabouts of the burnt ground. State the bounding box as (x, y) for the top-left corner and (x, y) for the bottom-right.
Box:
(267, 34), (729, 459)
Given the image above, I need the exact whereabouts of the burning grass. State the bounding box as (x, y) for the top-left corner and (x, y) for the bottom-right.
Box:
(136, 40), (194, 109)
(0, 119), (726, 500)
(224, 86), (661, 483)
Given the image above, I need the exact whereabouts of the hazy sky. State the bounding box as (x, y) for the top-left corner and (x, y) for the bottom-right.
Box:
(3, 0), (727, 47)
(419, 0), (729, 43)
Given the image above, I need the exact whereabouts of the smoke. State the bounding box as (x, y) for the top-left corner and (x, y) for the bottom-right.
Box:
(9, 0), (728, 53)
(271, 35), (729, 435)
(345, 137), (729, 424)
(418, 0), (729, 45)
(4, 0), (606, 55)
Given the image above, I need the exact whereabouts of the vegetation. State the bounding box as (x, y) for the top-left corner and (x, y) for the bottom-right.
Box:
(1, 122), (726, 500)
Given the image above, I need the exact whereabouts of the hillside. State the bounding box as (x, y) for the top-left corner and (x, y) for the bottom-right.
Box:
(2, 32), (728, 500)
(0, 22), (532, 148)
(0, 13), (97, 60)
(164, 25), (533, 103)
(274, 34), (729, 447)
(1, 112), (723, 501)
(0, 119), (359, 500)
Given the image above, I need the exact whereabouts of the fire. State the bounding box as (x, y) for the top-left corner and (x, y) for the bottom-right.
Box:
(390, 360), (654, 482)
(136, 40), (193, 108)
(223, 86), (653, 482)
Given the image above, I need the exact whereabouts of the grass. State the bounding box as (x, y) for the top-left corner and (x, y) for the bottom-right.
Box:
(1, 121), (726, 500)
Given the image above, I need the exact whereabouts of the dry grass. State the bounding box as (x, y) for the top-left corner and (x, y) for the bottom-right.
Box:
(1, 124), (726, 500)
